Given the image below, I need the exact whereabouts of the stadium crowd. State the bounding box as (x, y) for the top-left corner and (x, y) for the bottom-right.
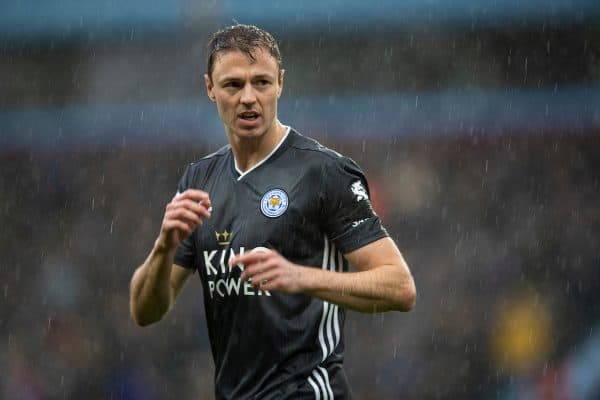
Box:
(1, 134), (598, 399)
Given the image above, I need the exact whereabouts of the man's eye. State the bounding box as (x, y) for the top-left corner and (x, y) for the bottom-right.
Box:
(224, 82), (241, 88)
(256, 80), (270, 86)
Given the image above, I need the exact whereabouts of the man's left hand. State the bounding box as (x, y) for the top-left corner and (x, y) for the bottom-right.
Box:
(230, 249), (305, 293)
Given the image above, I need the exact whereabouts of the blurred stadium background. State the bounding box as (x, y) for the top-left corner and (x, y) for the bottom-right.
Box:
(1, 1), (600, 398)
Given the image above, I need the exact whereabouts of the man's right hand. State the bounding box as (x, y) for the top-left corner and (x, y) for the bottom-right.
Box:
(156, 189), (212, 251)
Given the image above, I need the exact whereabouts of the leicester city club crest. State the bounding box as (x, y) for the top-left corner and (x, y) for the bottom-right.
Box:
(260, 188), (289, 218)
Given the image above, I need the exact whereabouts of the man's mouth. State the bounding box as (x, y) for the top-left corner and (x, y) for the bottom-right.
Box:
(238, 111), (259, 121)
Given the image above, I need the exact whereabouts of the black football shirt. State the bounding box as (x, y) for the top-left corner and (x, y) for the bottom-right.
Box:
(174, 127), (388, 400)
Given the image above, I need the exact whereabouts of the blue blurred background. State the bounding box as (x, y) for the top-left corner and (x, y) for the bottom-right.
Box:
(1, 1), (600, 398)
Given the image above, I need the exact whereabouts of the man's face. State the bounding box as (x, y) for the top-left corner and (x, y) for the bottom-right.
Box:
(205, 48), (284, 141)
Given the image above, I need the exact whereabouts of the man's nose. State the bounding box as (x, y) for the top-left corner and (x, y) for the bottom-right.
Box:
(240, 83), (256, 105)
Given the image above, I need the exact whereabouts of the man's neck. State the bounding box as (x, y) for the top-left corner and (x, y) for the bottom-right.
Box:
(230, 121), (287, 173)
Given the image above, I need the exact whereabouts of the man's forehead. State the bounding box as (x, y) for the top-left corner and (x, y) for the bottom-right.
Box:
(212, 48), (279, 75)
(212, 49), (279, 81)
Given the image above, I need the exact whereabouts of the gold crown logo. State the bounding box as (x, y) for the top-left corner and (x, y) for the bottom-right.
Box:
(215, 229), (231, 245)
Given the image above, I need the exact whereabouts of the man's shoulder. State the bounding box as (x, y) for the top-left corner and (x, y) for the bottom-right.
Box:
(187, 144), (230, 170)
(177, 144), (230, 188)
(286, 130), (364, 177)
(288, 129), (345, 164)
(285, 130), (366, 186)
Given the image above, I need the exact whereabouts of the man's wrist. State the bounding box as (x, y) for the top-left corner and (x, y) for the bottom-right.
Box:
(297, 265), (325, 294)
(153, 237), (177, 255)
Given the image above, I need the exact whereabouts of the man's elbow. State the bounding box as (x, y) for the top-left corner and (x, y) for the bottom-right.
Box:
(394, 281), (416, 312)
(132, 313), (159, 327)
(130, 302), (167, 327)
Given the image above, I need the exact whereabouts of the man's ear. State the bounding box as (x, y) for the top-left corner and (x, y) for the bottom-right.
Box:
(277, 69), (285, 98)
(204, 74), (216, 102)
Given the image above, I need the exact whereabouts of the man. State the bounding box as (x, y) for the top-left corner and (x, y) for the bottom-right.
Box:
(130, 24), (416, 399)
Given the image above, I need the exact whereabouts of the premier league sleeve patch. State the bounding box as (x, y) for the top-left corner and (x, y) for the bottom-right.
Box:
(260, 188), (289, 218)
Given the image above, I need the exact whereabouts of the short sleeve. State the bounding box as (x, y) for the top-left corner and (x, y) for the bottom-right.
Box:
(173, 165), (197, 270)
(320, 156), (388, 254)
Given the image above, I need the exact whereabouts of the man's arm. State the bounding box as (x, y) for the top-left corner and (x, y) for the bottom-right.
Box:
(230, 237), (416, 313)
(130, 258), (194, 326)
(129, 189), (211, 326)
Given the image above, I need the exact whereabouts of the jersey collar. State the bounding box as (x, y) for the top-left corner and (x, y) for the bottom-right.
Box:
(233, 125), (291, 181)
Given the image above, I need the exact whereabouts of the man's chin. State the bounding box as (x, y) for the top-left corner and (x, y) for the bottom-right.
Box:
(232, 128), (265, 141)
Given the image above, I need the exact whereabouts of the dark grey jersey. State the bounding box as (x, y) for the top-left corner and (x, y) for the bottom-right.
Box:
(174, 128), (388, 400)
